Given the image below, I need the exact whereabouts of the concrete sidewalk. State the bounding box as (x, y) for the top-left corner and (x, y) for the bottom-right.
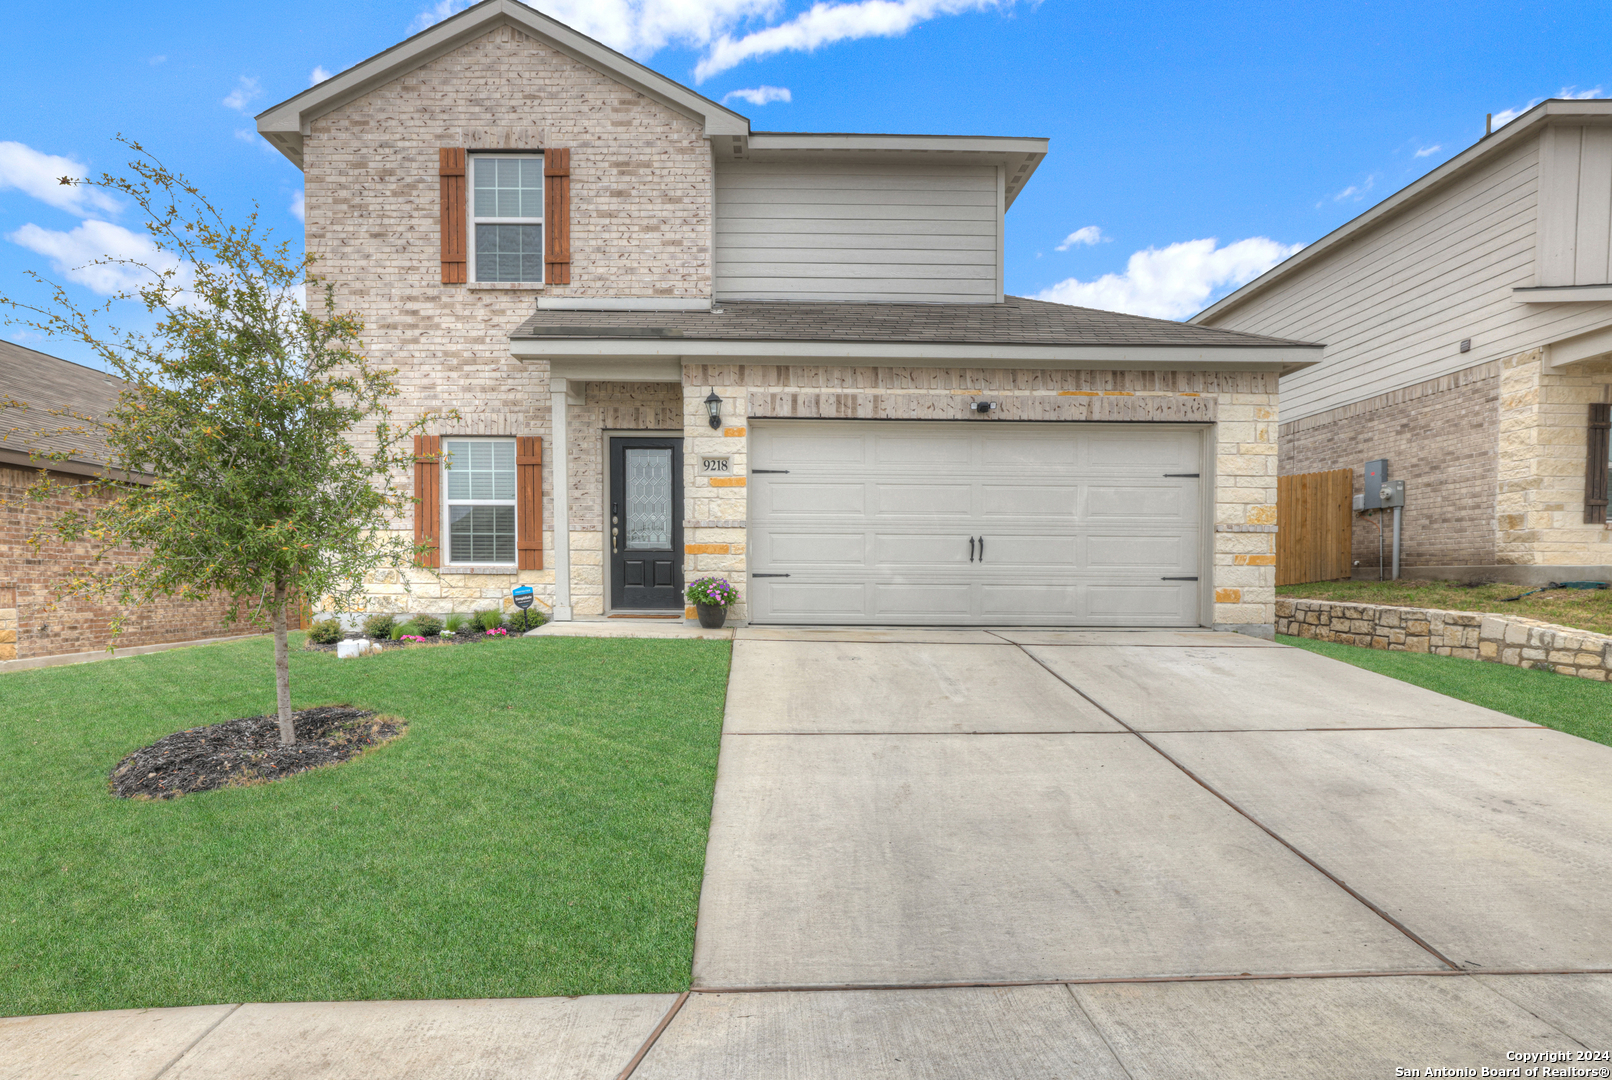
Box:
(7, 627), (1612, 1078)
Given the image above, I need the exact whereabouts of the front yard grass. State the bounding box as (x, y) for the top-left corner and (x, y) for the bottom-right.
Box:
(1276, 578), (1612, 637)
(1279, 634), (1612, 748)
(0, 633), (730, 1017)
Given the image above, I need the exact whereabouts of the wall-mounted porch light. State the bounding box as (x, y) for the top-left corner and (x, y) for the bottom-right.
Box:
(704, 391), (723, 430)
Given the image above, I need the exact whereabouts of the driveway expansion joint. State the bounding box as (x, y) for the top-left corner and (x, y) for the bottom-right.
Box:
(148, 1002), (242, 1080)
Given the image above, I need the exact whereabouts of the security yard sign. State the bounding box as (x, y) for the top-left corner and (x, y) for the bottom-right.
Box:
(512, 585), (534, 610)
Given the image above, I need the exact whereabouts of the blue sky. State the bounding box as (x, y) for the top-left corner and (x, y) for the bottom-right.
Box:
(2, 0), (1608, 368)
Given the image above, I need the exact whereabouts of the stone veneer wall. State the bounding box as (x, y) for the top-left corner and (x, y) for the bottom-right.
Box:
(1497, 349), (1612, 566)
(679, 366), (1280, 632)
(1278, 361), (1500, 568)
(1276, 597), (1612, 681)
(1, 464), (251, 660)
(302, 23), (714, 620)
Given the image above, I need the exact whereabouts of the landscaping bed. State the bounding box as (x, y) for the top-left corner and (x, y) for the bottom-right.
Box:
(109, 706), (404, 799)
(1277, 578), (1612, 637)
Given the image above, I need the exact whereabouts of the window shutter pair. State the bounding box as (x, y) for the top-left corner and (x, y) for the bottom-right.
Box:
(439, 147), (569, 285)
(413, 435), (544, 570)
(1587, 404), (1610, 525)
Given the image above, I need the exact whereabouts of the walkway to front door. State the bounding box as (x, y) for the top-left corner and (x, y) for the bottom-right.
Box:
(609, 436), (683, 610)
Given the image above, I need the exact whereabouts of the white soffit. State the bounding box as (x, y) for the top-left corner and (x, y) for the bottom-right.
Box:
(1545, 322), (1612, 370)
(1514, 284), (1612, 303)
(1192, 98), (1612, 325)
(255, 0), (749, 167)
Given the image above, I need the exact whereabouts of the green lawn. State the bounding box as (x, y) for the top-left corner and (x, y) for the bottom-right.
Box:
(0, 633), (731, 1017)
(1277, 578), (1612, 636)
(1279, 634), (1612, 747)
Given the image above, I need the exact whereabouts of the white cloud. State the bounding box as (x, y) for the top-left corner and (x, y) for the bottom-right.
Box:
(1414, 144), (1442, 158)
(1055, 225), (1107, 251)
(694, 0), (1003, 81)
(1560, 85), (1607, 100)
(409, 0), (1006, 82)
(7, 220), (180, 296)
(723, 85), (791, 105)
(148, 55), (167, 66)
(222, 76), (262, 113)
(310, 66), (333, 85)
(234, 128), (259, 144)
(290, 190), (306, 222)
(0, 142), (122, 217)
(1035, 237), (1303, 322)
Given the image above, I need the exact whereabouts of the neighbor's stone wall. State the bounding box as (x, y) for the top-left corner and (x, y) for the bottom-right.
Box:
(1497, 349), (1612, 567)
(1276, 597), (1612, 681)
(680, 366), (1280, 632)
(1, 464), (253, 660)
(304, 23), (714, 616)
(1279, 361), (1500, 568)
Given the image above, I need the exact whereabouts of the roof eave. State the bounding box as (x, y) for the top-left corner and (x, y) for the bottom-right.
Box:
(254, 0), (749, 169)
(1191, 98), (1612, 325)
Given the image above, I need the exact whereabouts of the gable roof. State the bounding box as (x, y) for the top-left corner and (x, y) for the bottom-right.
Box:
(0, 341), (127, 477)
(1191, 97), (1612, 325)
(256, 0), (749, 167)
(253, 0), (1049, 205)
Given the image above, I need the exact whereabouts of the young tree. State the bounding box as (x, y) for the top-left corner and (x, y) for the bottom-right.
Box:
(1, 139), (446, 746)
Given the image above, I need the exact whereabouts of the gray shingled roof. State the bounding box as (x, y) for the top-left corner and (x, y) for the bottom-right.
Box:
(511, 296), (1316, 347)
(0, 341), (123, 470)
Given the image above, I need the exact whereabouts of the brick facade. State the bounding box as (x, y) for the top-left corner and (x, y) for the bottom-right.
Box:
(1278, 361), (1500, 570)
(0, 464), (252, 661)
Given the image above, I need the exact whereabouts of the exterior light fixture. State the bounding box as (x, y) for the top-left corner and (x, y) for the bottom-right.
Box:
(705, 391), (722, 430)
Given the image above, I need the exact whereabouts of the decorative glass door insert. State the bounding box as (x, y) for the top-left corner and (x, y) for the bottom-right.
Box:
(624, 447), (673, 549)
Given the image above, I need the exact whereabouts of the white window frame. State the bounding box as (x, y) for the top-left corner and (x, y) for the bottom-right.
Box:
(468, 152), (545, 285)
(441, 437), (518, 567)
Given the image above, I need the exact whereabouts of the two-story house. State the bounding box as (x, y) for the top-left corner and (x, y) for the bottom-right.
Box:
(256, 0), (1319, 635)
(1194, 99), (1612, 584)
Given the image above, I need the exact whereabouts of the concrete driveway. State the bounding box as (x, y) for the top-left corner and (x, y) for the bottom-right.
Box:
(9, 627), (1612, 1079)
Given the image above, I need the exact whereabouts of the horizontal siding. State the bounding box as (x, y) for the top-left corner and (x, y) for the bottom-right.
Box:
(715, 162), (1000, 303)
(1204, 133), (1612, 422)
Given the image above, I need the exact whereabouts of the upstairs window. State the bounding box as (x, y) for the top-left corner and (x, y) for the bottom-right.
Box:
(470, 154), (543, 283)
(444, 438), (517, 564)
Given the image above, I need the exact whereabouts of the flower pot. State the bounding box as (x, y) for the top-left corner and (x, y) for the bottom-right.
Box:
(696, 603), (728, 629)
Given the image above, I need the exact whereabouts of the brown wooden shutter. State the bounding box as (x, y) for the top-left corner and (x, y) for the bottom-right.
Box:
(414, 435), (442, 568)
(516, 436), (544, 570)
(439, 148), (467, 284)
(544, 148), (571, 285)
(1587, 404), (1610, 525)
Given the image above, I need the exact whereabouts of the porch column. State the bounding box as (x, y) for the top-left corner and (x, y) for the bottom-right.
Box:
(549, 377), (573, 621)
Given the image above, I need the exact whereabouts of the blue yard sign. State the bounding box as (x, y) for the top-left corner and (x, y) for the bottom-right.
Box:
(512, 585), (534, 610)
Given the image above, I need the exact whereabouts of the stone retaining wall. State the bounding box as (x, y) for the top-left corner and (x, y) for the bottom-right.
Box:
(1275, 597), (1612, 681)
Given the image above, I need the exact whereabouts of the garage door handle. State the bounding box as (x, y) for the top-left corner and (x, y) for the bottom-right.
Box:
(978, 536), (984, 562)
(969, 536), (975, 562)
(1163, 473), (1200, 478)
(752, 469), (789, 474)
(1162, 576), (1199, 581)
(753, 573), (790, 578)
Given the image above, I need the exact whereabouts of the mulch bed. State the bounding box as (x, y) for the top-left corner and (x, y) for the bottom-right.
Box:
(302, 628), (530, 652)
(109, 706), (405, 800)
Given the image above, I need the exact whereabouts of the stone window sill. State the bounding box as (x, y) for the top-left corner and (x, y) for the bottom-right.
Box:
(466, 281), (545, 291)
(440, 566), (520, 575)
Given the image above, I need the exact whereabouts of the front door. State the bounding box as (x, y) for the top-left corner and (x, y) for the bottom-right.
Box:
(609, 436), (684, 610)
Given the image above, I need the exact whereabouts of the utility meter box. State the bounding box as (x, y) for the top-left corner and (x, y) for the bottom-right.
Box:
(1377, 479), (1405, 508)
(1361, 459), (1388, 509)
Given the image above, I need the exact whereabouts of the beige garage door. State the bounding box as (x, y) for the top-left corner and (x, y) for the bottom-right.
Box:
(746, 420), (1206, 626)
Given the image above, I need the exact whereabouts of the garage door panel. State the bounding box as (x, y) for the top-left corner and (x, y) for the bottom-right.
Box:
(765, 483), (867, 516)
(872, 483), (973, 516)
(762, 532), (867, 565)
(982, 485), (1080, 517)
(1087, 484), (1195, 519)
(1087, 533), (1195, 570)
(748, 421), (1206, 626)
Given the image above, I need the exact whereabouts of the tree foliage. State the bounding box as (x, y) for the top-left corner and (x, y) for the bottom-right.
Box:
(1, 139), (449, 744)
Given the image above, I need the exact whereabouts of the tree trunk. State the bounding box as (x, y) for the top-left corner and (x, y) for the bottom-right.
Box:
(272, 582), (295, 746)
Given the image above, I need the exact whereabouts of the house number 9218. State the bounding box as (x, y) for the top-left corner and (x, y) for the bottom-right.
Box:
(700, 455), (732, 476)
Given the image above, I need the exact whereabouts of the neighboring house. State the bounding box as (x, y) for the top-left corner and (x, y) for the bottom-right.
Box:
(1193, 99), (1612, 584)
(256, 0), (1319, 635)
(0, 341), (245, 661)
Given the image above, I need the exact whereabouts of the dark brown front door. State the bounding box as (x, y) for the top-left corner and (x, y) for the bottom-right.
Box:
(609, 436), (684, 610)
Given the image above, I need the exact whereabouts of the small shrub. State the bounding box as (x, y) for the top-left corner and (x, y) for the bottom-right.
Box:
(390, 620), (419, 641)
(307, 619), (342, 645)
(504, 609), (544, 634)
(412, 614), (444, 638)
(362, 613), (395, 640)
(444, 613), (468, 635)
(475, 609), (503, 632)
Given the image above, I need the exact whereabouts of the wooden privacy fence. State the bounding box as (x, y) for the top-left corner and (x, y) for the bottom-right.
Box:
(1276, 469), (1354, 586)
